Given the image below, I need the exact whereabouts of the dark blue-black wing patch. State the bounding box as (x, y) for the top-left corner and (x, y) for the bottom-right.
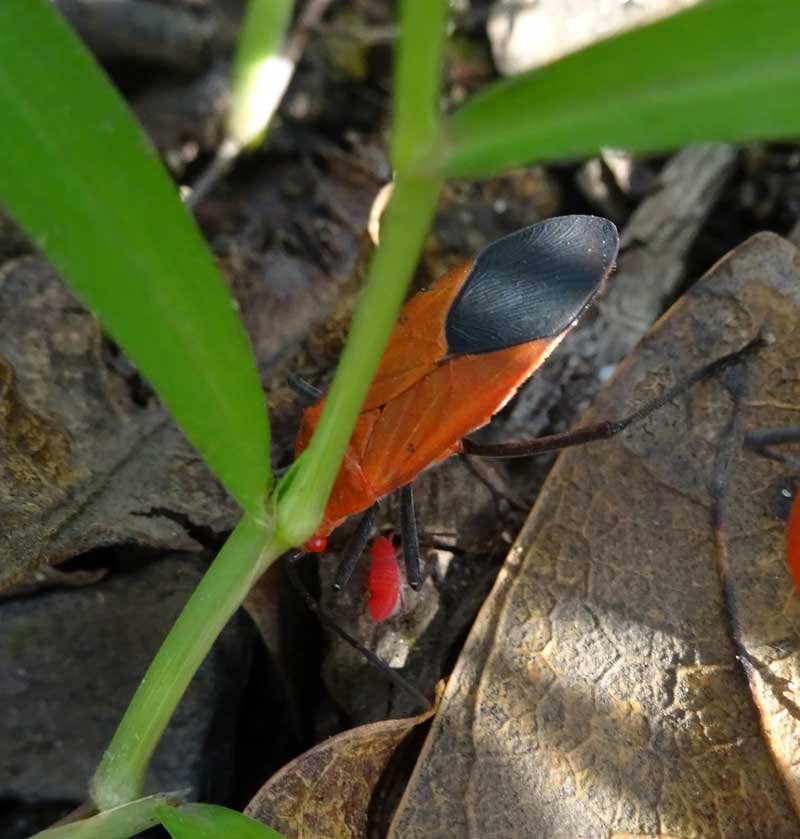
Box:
(445, 215), (619, 355)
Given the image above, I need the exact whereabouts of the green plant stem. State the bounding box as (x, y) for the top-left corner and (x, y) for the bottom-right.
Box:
(391, 0), (449, 170)
(32, 792), (186, 839)
(91, 514), (287, 810)
(157, 802), (287, 839)
(276, 173), (442, 546)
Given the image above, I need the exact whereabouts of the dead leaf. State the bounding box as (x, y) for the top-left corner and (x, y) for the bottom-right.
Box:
(245, 704), (435, 839)
(0, 565), (107, 600)
(388, 232), (800, 838)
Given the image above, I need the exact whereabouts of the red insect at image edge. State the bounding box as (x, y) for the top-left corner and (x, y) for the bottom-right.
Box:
(787, 490), (800, 593)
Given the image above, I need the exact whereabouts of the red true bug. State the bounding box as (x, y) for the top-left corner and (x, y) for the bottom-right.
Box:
(292, 214), (757, 617)
(295, 215), (618, 586)
(367, 534), (402, 622)
(296, 215), (618, 545)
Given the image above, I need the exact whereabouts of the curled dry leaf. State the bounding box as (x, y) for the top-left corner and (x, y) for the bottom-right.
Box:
(389, 232), (800, 839)
(245, 701), (437, 839)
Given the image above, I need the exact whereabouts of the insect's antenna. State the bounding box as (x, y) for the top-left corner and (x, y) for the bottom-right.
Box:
(284, 550), (430, 711)
(463, 334), (765, 459)
(287, 373), (323, 404)
(744, 427), (800, 471)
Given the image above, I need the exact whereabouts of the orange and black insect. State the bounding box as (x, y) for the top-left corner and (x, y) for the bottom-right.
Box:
(293, 215), (618, 604)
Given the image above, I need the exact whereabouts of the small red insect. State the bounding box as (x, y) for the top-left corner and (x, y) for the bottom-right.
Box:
(367, 535), (401, 621)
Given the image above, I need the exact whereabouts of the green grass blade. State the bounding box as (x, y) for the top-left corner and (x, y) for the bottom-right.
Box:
(227, 0), (295, 149)
(157, 803), (286, 839)
(391, 0), (449, 170)
(443, 0), (800, 177)
(0, 0), (271, 513)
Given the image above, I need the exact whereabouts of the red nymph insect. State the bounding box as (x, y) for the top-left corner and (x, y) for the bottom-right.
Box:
(367, 534), (402, 622)
(788, 491), (800, 590)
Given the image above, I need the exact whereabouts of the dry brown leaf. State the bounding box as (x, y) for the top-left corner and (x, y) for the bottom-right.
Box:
(389, 232), (800, 839)
(0, 565), (107, 600)
(245, 704), (435, 839)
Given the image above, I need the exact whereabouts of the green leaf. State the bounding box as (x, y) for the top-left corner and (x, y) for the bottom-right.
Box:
(0, 0), (271, 514)
(391, 0), (450, 170)
(443, 0), (800, 177)
(157, 803), (286, 839)
(227, 0), (295, 148)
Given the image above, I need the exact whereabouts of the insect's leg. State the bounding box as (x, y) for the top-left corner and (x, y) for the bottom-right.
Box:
(284, 550), (430, 710)
(333, 503), (379, 591)
(287, 373), (323, 403)
(400, 484), (423, 590)
(745, 427), (800, 470)
(463, 335), (763, 460)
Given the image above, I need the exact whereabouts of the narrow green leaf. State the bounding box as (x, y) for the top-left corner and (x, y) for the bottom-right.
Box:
(0, 0), (270, 513)
(391, 0), (450, 170)
(157, 803), (286, 839)
(227, 0), (295, 148)
(443, 0), (800, 177)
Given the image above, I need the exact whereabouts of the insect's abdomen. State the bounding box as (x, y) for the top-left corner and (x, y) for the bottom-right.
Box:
(368, 536), (401, 621)
(787, 490), (800, 592)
